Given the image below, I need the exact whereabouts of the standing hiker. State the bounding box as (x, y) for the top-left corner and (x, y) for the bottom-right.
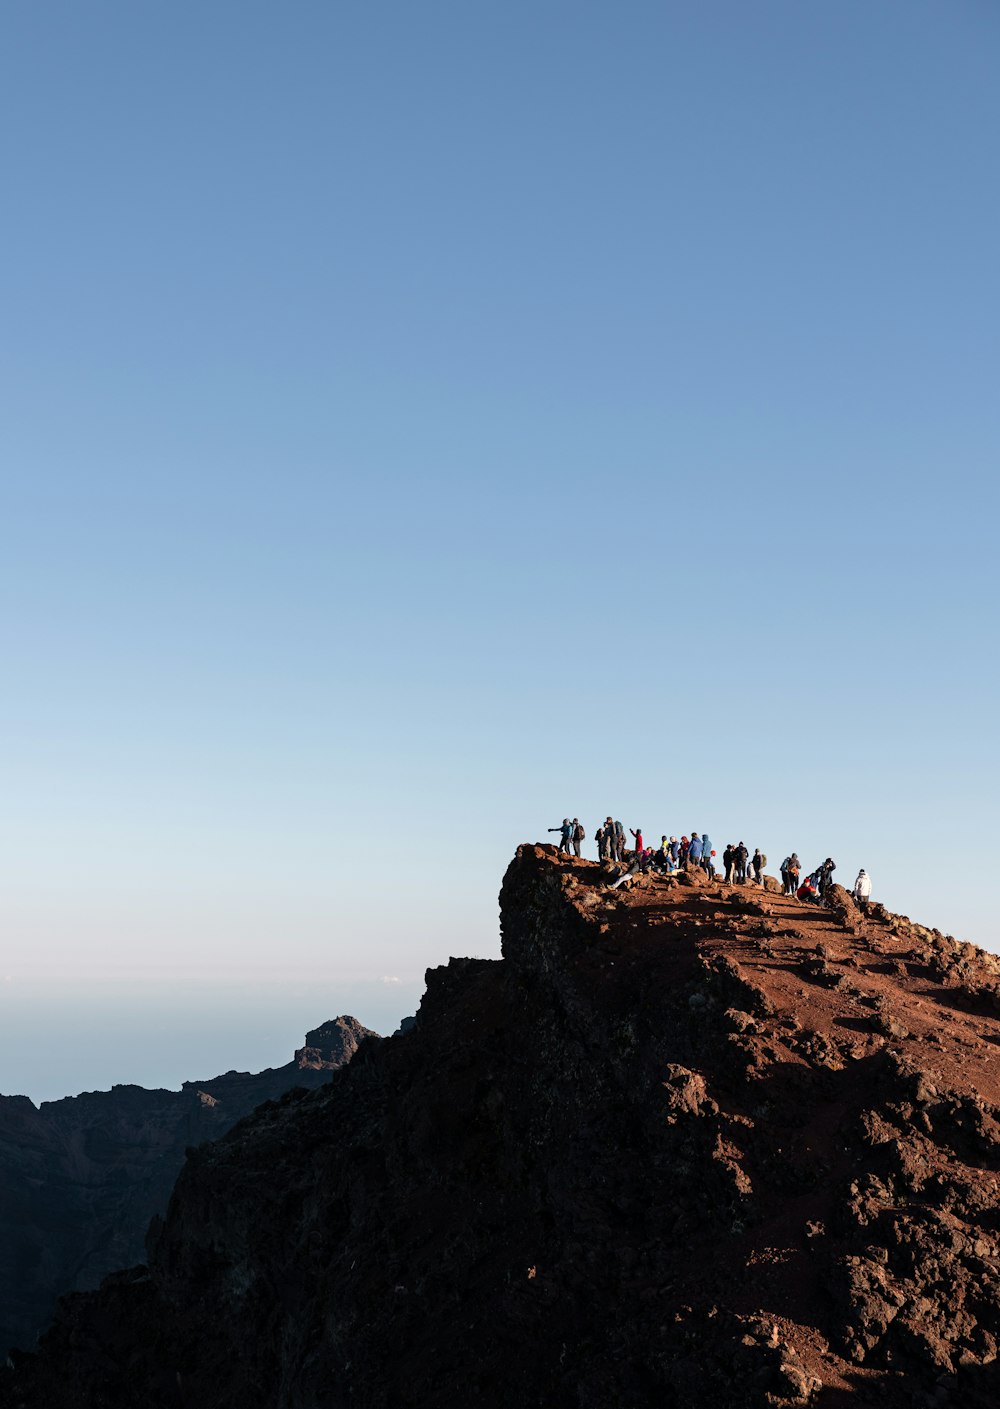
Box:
(780, 855), (797, 895)
(854, 869), (872, 909)
(816, 858), (836, 897)
(723, 844), (735, 884)
(614, 820), (626, 862)
(571, 818), (584, 858)
(548, 819), (573, 856)
(735, 842), (749, 884)
(702, 835), (715, 880)
(689, 834), (703, 867)
(752, 848), (764, 885)
(630, 826), (643, 854)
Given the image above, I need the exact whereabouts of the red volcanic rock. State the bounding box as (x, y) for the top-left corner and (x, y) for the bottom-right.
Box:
(3, 850), (1000, 1407)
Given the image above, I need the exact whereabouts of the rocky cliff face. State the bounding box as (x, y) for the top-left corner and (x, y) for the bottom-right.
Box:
(3, 849), (1000, 1407)
(0, 1016), (375, 1357)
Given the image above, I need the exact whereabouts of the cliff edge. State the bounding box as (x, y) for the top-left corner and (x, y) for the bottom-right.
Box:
(3, 848), (1000, 1407)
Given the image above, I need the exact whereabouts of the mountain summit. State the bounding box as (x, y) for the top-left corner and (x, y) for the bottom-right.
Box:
(3, 847), (1000, 1407)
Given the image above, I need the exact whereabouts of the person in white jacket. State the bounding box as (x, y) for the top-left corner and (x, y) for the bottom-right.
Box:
(854, 870), (872, 909)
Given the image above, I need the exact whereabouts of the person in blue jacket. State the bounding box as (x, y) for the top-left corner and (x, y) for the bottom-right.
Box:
(688, 834), (703, 867)
(669, 836), (681, 867)
(701, 834), (714, 879)
(548, 819), (573, 856)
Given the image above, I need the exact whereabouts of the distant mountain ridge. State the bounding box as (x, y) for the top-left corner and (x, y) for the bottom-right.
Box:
(0, 1015), (378, 1355)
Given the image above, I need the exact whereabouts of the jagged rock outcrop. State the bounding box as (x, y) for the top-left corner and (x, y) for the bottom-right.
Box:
(3, 849), (1000, 1407)
(0, 1016), (375, 1356)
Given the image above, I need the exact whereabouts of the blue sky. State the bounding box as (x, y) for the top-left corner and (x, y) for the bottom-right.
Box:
(1, 2), (997, 1101)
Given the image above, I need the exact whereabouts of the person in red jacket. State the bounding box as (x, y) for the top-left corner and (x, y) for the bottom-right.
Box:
(797, 873), (820, 904)
(629, 827), (643, 854)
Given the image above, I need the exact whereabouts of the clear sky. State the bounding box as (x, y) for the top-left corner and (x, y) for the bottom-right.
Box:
(1, 2), (997, 1102)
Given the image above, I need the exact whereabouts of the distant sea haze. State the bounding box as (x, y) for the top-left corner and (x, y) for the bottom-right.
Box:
(0, 978), (422, 1104)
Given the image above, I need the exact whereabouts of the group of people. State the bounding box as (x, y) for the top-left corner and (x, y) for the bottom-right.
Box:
(784, 855), (872, 909)
(550, 818), (716, 877)
(721, 842), (765, 885)
(547, 817), (873, 908)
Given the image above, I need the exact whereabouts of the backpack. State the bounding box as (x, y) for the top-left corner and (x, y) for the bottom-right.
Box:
(574, 823), (584, 842)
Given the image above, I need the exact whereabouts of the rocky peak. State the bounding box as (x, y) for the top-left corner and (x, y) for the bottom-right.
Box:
(295, 1015), (378, 1069)
(4, 850), (1000, 1407)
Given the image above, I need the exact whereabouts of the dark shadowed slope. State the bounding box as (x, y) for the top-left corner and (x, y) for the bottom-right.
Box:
(3, 849), (1000, 1407)
(0, 1016), (376, 1355)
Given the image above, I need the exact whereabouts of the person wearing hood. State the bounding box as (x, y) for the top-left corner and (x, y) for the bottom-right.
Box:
(688, 834), (703, 866)
(854, 869), (872, 908)
(780, 855), (798, 896)
(548, 819), (573, 856)
(735, 841), (749, 884)
(702, 835), (715, 880)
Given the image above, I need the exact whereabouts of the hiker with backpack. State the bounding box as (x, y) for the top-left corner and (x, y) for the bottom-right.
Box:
(735, 842), (749, 884)
(571, 818), (584, 857)
(780, 854), (800, 896)
(752, 848), (764, 885)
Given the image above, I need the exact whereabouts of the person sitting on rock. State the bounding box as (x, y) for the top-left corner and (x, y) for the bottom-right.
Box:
(669, 836), (681, 868)
(854, 869), (872, 909)
(797, 872), (821, 904)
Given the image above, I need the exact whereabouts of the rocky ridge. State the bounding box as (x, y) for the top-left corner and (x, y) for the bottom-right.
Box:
(3, 849), (1000, 1406)
(0, 1016), (375, 1357)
